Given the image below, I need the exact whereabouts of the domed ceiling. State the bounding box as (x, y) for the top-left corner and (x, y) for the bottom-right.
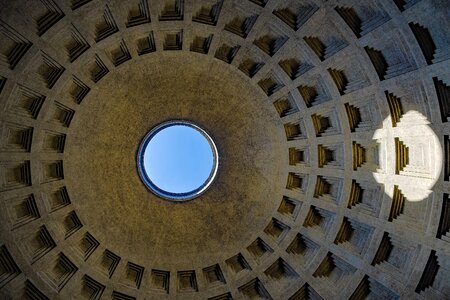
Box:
(0, 0), (449, 299)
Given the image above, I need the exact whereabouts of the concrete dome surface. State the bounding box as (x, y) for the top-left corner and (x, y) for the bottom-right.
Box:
(0, 0), (449, 299)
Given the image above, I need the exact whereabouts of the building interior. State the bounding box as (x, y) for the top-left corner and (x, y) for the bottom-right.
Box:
(0, 0), (449, 299)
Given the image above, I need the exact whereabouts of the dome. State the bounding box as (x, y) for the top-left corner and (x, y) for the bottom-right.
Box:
(0, 0), (449, 299)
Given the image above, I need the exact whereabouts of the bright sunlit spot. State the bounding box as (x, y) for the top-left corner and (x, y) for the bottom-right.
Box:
(372, 110), (442, 202)
(138, 121), (218, 200)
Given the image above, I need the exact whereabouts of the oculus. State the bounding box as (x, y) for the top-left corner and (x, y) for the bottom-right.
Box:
(137, 120), (218, 201)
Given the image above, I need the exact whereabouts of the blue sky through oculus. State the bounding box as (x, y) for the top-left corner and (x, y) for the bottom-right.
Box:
(143, 125), (214, 193)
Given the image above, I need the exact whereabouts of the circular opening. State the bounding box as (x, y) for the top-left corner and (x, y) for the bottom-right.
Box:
(137, 121), (219, 201)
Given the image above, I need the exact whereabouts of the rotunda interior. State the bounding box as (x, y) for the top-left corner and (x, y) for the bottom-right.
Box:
(0, 0), (449, 299)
